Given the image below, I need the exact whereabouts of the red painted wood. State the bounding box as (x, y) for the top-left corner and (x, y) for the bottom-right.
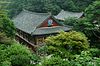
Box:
(39, 17), (59, 27)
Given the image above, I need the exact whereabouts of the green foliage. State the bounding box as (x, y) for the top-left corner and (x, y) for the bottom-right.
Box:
(36, 31), (92, 66)
(8, 0), (26, 17)
(78, 1), (100, 32)
(37, 45), (48, 56)
(11, 55), (30, 66)
(71, 50), (100, 66)
(44, 4), (61, 15)
(0, 11), (15, 38)
(0, 0), (10, 10)
(0, 45), (9, 65)
(37, 49), (100, 66)
(0, 42), (40, 66)
(75, 1), (100, 44)
(0, 33), (13, 45)
(37, 56), (70, 66)
(84, 1), (100, 34)
(0, 4), (40, 65)
(1, 61), (11, 66)
(8, 0), (96, 17)
(64, 17), (78, 26)
(6, 43), (32, 56)
(65, 1), (100, 45)
(89, 48), (100, 57)
(7, 43), (40, 65)
(62, 0), (78, 12)
(46, 31), (89, 55)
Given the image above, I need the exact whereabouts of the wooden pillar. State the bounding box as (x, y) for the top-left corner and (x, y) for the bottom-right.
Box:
(33, 36), (37, 45)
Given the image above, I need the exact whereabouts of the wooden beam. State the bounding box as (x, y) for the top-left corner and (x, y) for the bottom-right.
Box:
(16, 33), (38, 49)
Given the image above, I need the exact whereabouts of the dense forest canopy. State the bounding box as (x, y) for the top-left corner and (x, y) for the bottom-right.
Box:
(8, 0), (96, 18)
(84, 1), (100, 40)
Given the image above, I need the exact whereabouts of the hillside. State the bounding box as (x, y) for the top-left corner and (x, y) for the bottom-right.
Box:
(8, 0), (96, 17)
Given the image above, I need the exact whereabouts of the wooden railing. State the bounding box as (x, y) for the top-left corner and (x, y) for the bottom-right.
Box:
(16, 33), (38, 48)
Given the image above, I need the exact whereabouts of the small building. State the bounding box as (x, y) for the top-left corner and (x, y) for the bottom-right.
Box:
(55, 10), (83, 20)
(13, 10), (72, 50)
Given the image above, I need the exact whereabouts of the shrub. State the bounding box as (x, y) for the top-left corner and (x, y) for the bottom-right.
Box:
(37, 50), (100, 66)
(89, 48), (100, 57)
(45, 31), (89, 54)
(1, 61), (11, 66)
(72, 50), (100, 66)
(0, 33), (13, 45)
(37, 56), (70, 66)
(0, 12), (15, 38)
(7, 43), (39, 66)
(0, 42), (40, 66)
(11, 55), (30, 66)
(64, 17), (78, 26)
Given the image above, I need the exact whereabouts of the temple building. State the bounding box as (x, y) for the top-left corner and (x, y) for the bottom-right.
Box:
(13, 10), (71, 50)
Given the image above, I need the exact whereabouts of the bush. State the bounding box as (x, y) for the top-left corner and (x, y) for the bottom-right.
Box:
(7, 43), (39, 66)
(0, 42), (40, 66)
(1, 61), (11, 66)
(37, 50), (100, 66)
(0, 33), (13, 45)
(64, 17), (78, 26)
(0, 12), (15, 38)
(45, 31), (89, 54)
(37, 56), (70, 66)
(37, 51), (100, 66)
(89, 48), (100, 57)
(72, 50), (100, 66)
(11, 55), (30, 66)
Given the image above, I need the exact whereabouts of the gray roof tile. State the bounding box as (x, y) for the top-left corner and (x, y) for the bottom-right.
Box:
(13, 10), (72, 35)
(32, 26), (71, 35)
(55, 10), (83, 20)
(13, 10), (50, 34)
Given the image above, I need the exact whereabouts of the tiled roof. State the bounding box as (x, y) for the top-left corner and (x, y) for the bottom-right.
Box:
(13, 10), (50, 34)
(13, 10), (72, 35)
(55, 10), (83, 20)
(32, 26), (72, 35)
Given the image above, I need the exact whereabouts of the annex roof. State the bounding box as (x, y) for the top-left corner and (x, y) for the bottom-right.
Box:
(55, 10), (83, 20)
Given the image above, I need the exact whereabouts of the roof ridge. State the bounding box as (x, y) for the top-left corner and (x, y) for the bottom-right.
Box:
(60, 9), (83, 13)
(31, 27), (37, 35)
(23, 9), (50, 15)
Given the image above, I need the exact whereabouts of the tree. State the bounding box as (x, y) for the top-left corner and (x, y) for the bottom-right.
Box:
(44, 4), (61, 15)
(37, 48), (100, 66)
(8, 0), (96, 17)
(7, 43), (36, 66)
(45, 31), (89, 56)
(8, 0), (27, 18)
(63, 0), (78, 12)
(0, 0), (10, 10)
(0, 11), (15, 38)
(72, 0), (96, 11)
(0, 33), (12, 45)
(0, 42), (40, 66)
(76, 1), (100, 44)
(64, 17), (78, 26)
(37, 56), (70, 66)
(84, 1), (100, 39)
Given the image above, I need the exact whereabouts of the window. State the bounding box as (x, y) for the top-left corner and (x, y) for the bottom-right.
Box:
(48, 19), (53, 27)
